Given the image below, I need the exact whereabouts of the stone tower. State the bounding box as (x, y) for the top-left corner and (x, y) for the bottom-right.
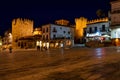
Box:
(12, 18), (33, 48)
(75, 17), (87, 43)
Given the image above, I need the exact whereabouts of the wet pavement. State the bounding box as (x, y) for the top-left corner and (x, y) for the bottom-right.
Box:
(0, 47), (120, 80)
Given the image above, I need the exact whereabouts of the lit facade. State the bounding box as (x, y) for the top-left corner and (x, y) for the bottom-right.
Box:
(2, 29), (12, 49)
(33, 27), (42, 48)
(0, 36), (2, 47)
(75, 17), (87, 37)
(55, 19), (69, 26)
(42, 20), (75, 48)
(110, 0), (120, 46)
(12, 18), (33, 48)
(33, 28), (42, 35)
(86, 18), (110, 42)
(75, 17), (87, 43)
(17, 28), (42, 49)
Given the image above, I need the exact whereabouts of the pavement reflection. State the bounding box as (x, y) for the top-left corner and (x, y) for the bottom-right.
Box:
(95, 48), (106, 59)
(1, 47), (120, 80)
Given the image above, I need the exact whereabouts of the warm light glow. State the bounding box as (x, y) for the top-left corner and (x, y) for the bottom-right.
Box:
(75, 17), (87, 38)
(40, 41), (42, 47)
(66, 40), (71, 46)
(46, 42), (49, 49)
(115, 38), (119, 46)
(33, 28), (42, 35)
(9, 33), (12, 43)
(50, 43), (54, 48)
(87, 17), (108, 24)
(36, 41), (42, 47)
(55, 43), (59, 48)
(12, 18), (33, 48)
(55, 19), (69, 26)
(0, 42), (2, 46)
(36, 41), (40, 46)
(43, 43), (46, 47)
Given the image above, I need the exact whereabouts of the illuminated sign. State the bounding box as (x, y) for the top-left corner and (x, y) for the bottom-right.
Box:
(87, 32), (101, 37)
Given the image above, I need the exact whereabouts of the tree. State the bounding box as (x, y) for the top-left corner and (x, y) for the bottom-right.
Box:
(96, 9), (106, 18)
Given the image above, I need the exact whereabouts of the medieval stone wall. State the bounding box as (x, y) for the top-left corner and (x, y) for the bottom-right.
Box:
(12, 18), (33, 48)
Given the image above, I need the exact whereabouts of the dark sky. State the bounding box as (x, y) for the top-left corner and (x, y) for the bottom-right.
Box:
(0, 0), (110, 36)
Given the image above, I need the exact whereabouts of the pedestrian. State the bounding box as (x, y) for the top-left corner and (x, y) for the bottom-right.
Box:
(9, 46), (12, 53)
(37, 46), (40, 51)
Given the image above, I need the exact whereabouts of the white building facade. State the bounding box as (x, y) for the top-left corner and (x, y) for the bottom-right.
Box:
(42, 24), (75, 48)
(85, 18), (111, 42)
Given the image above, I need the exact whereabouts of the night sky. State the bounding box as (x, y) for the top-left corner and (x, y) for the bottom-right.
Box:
(0, 0), (110, 36)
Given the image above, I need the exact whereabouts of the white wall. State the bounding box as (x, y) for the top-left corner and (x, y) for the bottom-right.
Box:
(50, 24), (72, 39)
(86, 22), (110, 35)
(111, 28), (120, 38)
(42, 24), (74, 40)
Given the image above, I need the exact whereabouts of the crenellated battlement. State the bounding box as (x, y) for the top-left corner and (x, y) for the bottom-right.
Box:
(87, 17), (108, 24)
(55, 19), (69, 26)
(12, 18), (33, 26)
(12, 18), (34, 48)
(75, 17), (87, 38)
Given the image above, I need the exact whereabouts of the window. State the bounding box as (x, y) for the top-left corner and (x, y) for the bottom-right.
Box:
(94, 27), (97, 32)
(68, 31), (70, 34)
(43, 28), (45, 33)
(89, 27), (92, 33)
(63, 31), (66, 34)
(18, 42), (20, 47)
(43, 35), (45, 40)
(46, 35), (48, 40)
(53, 27), (57, 32)
(102, 25), (105, 31)
(53, 34), (56, 39)
(46, 27), (48, 32)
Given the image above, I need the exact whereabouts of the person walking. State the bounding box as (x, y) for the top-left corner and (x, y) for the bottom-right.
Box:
(37, 46), (40, 51)
(9, 46), (12, 53)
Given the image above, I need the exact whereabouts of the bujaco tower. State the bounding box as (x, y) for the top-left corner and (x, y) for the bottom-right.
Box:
(12, 18), (33, 48)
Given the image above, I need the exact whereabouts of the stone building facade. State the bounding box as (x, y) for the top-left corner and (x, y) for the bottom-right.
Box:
(12, 18), (33, 48)
(75, 17), (87, 43)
